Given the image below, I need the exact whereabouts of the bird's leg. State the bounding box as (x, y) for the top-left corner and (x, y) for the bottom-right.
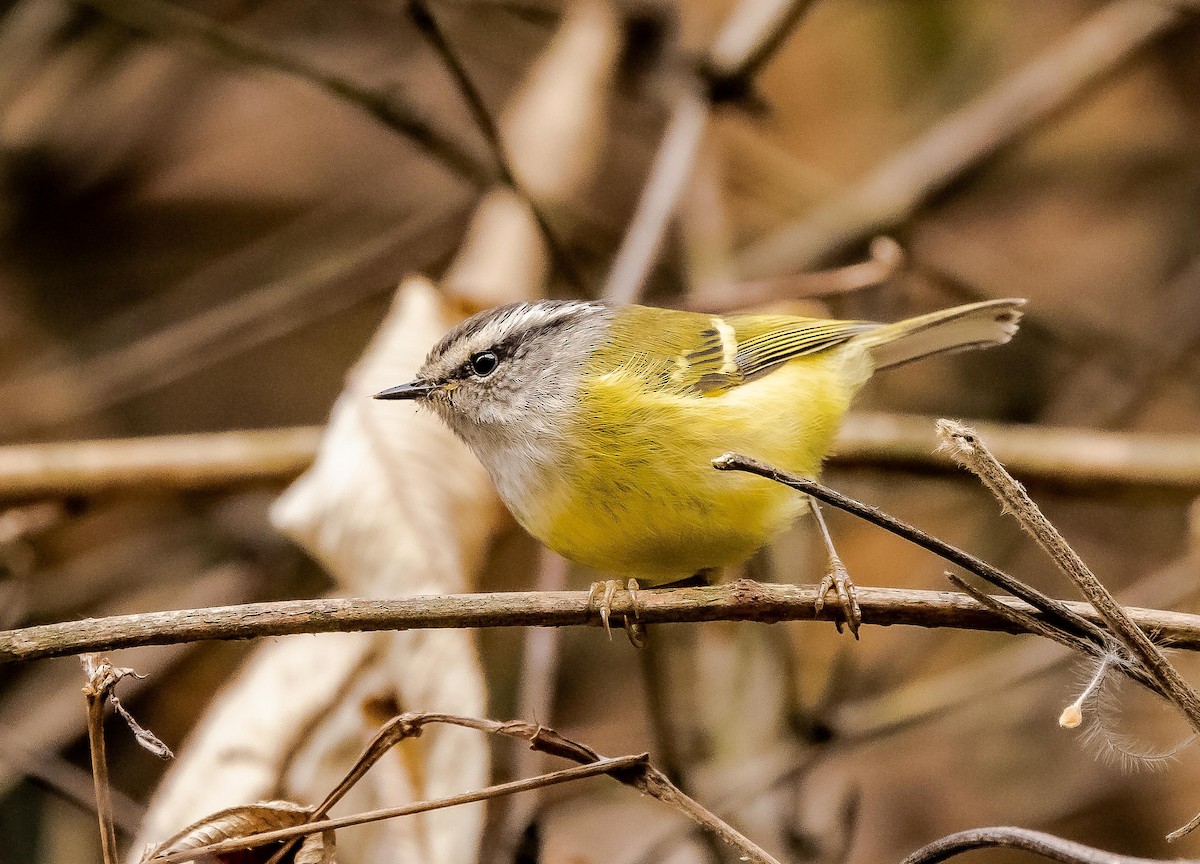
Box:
(809, 496), (861, 638)
(587, 578), (644, 646)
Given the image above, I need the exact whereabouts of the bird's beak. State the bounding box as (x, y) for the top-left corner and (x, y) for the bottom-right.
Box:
(372, 379), (438, 400)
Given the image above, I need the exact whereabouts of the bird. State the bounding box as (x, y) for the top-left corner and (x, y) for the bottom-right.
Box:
(374, 297), (1024, 637)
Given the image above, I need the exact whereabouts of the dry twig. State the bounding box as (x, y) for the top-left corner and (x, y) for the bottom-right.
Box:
(143, 712), (782, 864)
(938, 420), (1200, 734)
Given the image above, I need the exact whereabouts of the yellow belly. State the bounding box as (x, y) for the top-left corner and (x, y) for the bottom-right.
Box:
(530, 353), (863, 580)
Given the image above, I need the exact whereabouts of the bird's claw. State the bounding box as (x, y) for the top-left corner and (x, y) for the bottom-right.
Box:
(588, 579), (644, 647)
(815, 555), (861, 639)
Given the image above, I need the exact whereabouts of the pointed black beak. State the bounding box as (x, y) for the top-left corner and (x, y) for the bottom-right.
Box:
(372, 380), (438, 400)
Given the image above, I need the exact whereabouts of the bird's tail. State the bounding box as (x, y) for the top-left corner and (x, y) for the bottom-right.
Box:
(854, 298), (1026, 370)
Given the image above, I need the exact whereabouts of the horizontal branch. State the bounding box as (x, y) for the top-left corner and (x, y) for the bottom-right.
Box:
(5, 582), (1200, 665)
(3, 413), (1199, 501)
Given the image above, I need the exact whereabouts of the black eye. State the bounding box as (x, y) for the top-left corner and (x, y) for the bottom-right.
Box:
(469, 351), (498, 377)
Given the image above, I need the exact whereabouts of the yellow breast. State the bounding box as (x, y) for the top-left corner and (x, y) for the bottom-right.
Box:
(527, 349), (867, 581)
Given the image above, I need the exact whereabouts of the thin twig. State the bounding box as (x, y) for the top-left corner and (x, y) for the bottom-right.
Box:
(944, 572), (1157, 695)
(6, 414), (1200, 501)
(81, 656), (123, 864)
(0, 729), (145, 832)
(151, 712), (783, 864)
(685, 236), (904, 312)
(73, 0), (492, 185)
(601, 87), (710, 303)
(9, 583), (1200, 664)
(734, 0), (1195, 276)
(407, 0), (588, 293)
(713, 453), (1110, 648)
(149, 756), (649, 864)
(898, 826), (1189, 864)
(936, 420), (1200, 735)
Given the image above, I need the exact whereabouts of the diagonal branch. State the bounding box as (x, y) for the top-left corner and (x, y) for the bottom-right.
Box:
(734, 0), (1197, 277)
(74, 0), (493, 185)
(937, 420), (1200, 734)
(407, 0), (589, 292)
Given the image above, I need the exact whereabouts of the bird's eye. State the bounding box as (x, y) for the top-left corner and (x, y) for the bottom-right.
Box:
(469, 351), (499, 377)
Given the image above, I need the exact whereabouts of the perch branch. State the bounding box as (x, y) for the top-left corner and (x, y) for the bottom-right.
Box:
(734, 0), (1197, 277)
(7, 583), (1200, 664)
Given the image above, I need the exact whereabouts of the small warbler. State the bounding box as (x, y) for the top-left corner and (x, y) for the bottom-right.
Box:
(375, 298), (1023, 624)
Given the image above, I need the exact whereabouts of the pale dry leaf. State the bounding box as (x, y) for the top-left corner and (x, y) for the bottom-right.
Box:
(141, 799), (335, 863)
(500, 0), (621, 205)
(271, 276), (503, 597)
(132, 634), (377, 860)
(137, 280), (504, 864)
(441, 187), (548, 310)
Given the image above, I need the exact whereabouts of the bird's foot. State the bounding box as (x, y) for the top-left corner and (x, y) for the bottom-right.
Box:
(587, 578), (644, 647)
(815, 554), (861, 638)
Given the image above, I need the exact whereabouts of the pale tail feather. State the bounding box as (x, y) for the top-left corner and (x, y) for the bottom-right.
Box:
(855, 298), (1026, 370)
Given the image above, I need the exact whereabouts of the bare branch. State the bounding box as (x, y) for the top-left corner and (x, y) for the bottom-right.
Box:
(601, 87), (709, 303)
(7, 583), (1200, 665)
(407, 0), (588, 292)
(701, 0), (816, 98)
(4, 414), (1200, 502)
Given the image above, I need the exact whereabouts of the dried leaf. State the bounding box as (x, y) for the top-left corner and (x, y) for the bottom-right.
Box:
(500, 0), (621, 205)
(140, 799), (331, 863)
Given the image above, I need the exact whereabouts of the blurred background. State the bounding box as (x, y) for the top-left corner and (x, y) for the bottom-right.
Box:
(1, 0), (1200, 862)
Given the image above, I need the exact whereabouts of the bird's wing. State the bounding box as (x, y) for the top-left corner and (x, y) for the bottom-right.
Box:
(602, 307), (876, 395)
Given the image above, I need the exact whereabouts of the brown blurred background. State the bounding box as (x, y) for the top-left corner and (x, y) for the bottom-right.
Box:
(2, 0), (1200, 862)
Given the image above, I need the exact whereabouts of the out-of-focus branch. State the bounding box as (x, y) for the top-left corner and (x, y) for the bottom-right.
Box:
(4, 414), (1200, 500)
(685, 236), (904, 312)
(700, 0), (816, 100)
(407, 0), (588, 293)
(7, 582), (1200, 664)
(0, 426), (321, 499)
(73, 0), (493, 185)
(734, 0), (1197, 277)
(601, 88), (709, 303)
(601, 0), (816, 303)
(832, 411), (1200, 489)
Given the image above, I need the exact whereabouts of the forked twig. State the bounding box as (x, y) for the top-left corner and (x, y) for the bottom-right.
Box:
(81, 656), (121, 864)
(937, 420), (1200, 735)
(712, 453), (1110, 649)
(74, 0), (492, 185)
(145, 712), (783, 864)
